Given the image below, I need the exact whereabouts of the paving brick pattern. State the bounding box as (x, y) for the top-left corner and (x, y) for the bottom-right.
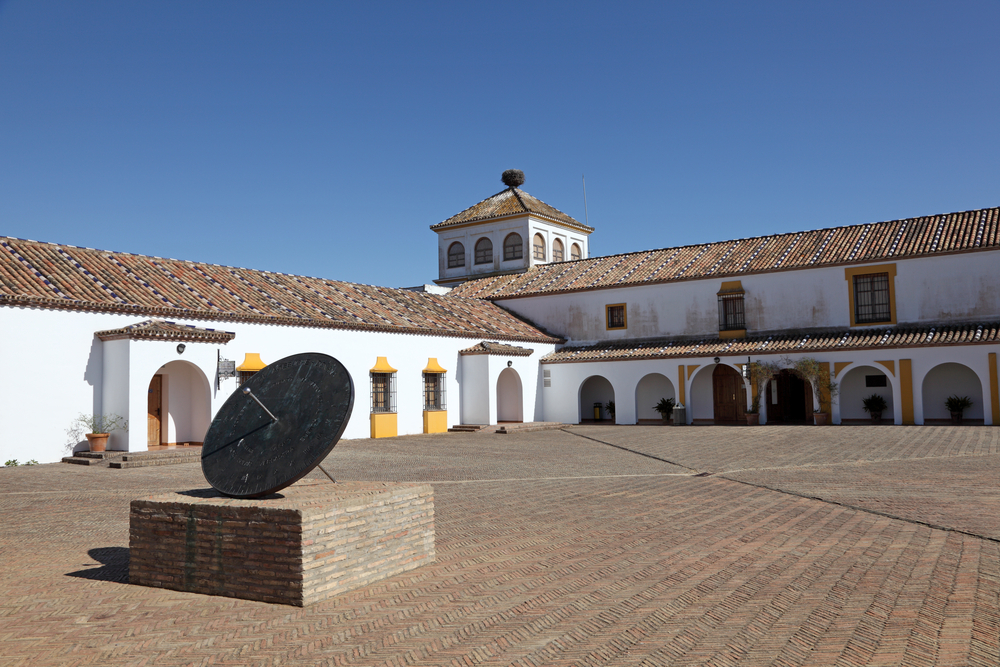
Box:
(1, 426), (998, 666)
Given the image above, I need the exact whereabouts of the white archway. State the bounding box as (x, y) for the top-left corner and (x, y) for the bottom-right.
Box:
(496, 367), (523, 423)
(838, 364), (895, 422)
(635, 373), (675, 422)
(579, 375), (615, 423)
(921, 362), (985, 423)
(152, 360), (212, 447)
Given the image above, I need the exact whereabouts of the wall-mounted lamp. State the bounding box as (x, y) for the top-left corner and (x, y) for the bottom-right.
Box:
(507, 360), (513, 368)
(177, 344), (186, 354)
(713, 356), (720, 364)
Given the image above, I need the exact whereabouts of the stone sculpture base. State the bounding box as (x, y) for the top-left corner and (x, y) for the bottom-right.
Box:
(129, 480), (435, 606)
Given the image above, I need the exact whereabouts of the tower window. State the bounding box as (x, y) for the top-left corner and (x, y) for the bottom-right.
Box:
(552, 239), (564, 262)
(571, 243), (581, 260)
(503, 233), (523, 260)
(533, 233), (546, 261)
(447, 242), (465, 268)
(474, 237), (493, 265)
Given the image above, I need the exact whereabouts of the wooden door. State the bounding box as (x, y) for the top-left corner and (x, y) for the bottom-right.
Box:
(712, 365), (746, 424)
(148, 375), (162, 447)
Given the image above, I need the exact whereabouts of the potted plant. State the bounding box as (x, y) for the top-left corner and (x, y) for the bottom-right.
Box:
(788, 357), (839, 425)
(944, 395), (973, 424)
(604, 400), (616, 422)
(747, 360), (782, 425)
(653, 397), (675, 424)
(68, 413), (128, 453)
(862, 394), (888, 423)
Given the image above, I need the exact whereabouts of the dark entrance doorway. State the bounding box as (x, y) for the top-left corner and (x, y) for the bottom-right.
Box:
(712, 364), (747, 424)
(766, 370), (813, 423)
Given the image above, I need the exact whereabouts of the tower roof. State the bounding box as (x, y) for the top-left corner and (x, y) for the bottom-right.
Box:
(431, 186), (593, 233)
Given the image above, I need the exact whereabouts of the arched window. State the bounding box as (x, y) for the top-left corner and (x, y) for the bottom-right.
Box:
(474, 237), (493, 265)
(552, 239), (564, 262)
(533, 233), (546, 261)
(447, 242), (465, 268)
(503, 233), (523, 261)
(571, 243), (582, 261)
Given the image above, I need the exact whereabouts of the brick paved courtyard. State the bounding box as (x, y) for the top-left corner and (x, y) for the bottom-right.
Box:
(2, 425), (999, 666)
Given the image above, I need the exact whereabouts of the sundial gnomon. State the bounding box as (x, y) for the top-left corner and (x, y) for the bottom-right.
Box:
(202, 352), (354, 498)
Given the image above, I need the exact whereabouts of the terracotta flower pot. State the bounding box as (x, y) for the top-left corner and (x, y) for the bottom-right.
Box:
(950, 411), (964, 425)
(85, 433), (109, 452)
(746, 413), (759, 426)
(870, 411), (882, 423)
(813, 413), (829, 426)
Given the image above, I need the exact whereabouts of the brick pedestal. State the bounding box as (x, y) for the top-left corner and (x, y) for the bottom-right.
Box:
(129, 480), (434, 606)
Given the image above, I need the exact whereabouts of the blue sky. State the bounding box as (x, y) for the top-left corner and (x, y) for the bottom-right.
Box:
(2, 1), (997, 288)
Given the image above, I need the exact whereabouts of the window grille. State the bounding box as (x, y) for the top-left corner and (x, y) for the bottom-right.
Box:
(533, 234), (546, 260)
(238, 370), (258, 385)
(718, 293), (746, 331)
(570, 243), (581, 261)
(474, 237), (493, 265)
(552, 239), (564, 262)
(422, 373), (446, 410)
(853, 272), (891, 323)
(371, 372), (396, 413)
(503, 233), (523, 260)
(606, 303), (626, 329)
(447, 242), (465, 268)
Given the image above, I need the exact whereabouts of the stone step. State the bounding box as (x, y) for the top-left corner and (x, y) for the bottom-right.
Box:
(110, 450), (201, 468)
(448, 425), (489, 433)
(61, 450), (124, 466)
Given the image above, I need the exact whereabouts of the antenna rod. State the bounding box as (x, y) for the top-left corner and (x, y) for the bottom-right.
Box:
(582, 174), (590, 228)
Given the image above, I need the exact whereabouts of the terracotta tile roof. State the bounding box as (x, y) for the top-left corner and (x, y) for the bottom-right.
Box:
(541, 321), (1000, 364)
(451, 206), (1000, 299)
(0, 237), (561, 344)
(459, 341), (535, 356)
(431, 187), (593, 233)
(95, 319), (236, 343)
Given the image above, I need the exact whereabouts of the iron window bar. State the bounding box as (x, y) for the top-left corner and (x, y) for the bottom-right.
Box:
(422, 372), (446, 411)
(371, 372), (396, 413)
(854, 272), (891, 323)
(718, 293), (746, 331)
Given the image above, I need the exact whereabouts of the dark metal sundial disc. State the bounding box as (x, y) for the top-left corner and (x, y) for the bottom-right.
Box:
(202, 352), (354, 498)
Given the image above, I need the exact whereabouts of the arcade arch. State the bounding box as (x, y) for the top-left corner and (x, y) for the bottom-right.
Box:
(921, 362), (985, 423)
(579, 375), (615, 423)
(635, 373), (675, 422)
(838, 364), (894, 422)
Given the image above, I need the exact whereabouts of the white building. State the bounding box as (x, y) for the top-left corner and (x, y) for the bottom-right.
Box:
(1, 173), (998, 464)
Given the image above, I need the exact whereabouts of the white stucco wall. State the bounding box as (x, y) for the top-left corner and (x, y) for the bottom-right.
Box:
(920, 362), (985, 421)
(498, 250), (1000, 344)
(1, 304), (555, 464)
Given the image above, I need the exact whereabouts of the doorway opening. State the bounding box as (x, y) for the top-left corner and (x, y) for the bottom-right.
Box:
(766, 369), (813, 424)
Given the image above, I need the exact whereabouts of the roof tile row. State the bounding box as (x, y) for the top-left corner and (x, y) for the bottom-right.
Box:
(541, 322), (1000, 364)
(452, 207), (1000, 299)
(0, 237), (560, 344)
